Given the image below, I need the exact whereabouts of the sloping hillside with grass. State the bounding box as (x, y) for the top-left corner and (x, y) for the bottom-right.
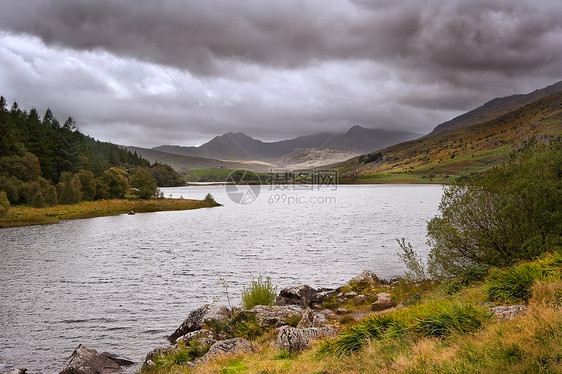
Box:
(337, 91), (562, 184)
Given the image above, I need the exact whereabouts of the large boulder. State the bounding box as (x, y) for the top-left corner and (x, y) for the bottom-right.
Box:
(195, 338), (257, 365)
(274, 326), (337, 352)
(247, 305), (305, 328)
(169, 304), (231, 343)
(277, 285), (318, 307)
(348, 270), (381, 290)
(59, 344), (124, 374)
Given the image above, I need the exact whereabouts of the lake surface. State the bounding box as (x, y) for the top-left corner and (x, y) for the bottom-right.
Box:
(0, 185), (442, 373)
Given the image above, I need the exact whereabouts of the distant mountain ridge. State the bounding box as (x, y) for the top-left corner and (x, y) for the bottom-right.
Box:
(153, 126), (422, 162)
(431, 80), (562, 134)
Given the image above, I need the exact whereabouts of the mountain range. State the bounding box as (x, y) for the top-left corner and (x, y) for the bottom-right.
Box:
(128, 79), (562, 178)
(130, 126), (422, 171)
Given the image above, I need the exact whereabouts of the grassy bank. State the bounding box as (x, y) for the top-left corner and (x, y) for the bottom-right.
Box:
(144, 253), (562, 373)
(0, 198), (221, 228)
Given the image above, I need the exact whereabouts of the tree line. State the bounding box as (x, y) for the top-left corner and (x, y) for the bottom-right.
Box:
(0, 96), (184, 210)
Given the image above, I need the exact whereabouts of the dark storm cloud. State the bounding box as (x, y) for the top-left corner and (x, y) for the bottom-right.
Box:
(0, 0), (561, 147)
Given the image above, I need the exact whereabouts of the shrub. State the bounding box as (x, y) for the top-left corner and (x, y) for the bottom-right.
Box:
(204, 193), (217, 204)
(427, 142), (562, 279)
(486, 252), (562, 303)
(241, 275), (277, 309)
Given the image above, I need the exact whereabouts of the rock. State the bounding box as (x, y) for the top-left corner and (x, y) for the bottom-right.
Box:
(348, 270), (381, 290)
(296, 309), (329, 329)
(353, 295), (368, 305)
(489, 305), (528, 320)
(343, 292), (358, 299)
(59, 344), (121, 374)
(318, 309), (338, 321)
(311, 289), (338, 305)
(195, 338), (257, 365)
(203, 305), (231, 325)
(277, 285), (318, 307)
(176, 329), (217, 346)
(7, 369), (27, 374)
(98, 352), (134, 367)
(371, 292), (394, 311)
(336, 307), (348, 314)
(274, 326), (337, 352)
(169, 304), (212, 343)
(249, 305), (305, 328)
(143, 345), (177, 369)
(169, 304), (231, 343)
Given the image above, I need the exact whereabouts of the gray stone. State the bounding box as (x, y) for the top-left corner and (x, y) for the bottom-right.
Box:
(489, 305), (527, 320)
(142, 345), (177, 370)
(348, 270), (381, 289)
(176, 329), (217, 346)
(203, 305), (231, 325)
(249, 305), (305, 328)
(169, 304), (231, 343)
(311, 289), (337, 305)
(7, 369), (27, 374)
(353, 295), (368, 305)
(277, 285), (318, 307)
(336, 307), (348, 314)
(59, 344), (121, 374)
(296, 309), (328, 329)
(274, 326), (337, 352)
(371, 292), (394, 311)
(195, 338), (257, 364)
(343, 292), (358, 299)
(169, 304), (212, 343)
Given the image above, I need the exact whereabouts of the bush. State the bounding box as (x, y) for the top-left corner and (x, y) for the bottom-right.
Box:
(486, 252), (562, 303)
(427, 142), (562, 279)
(204, 193), (216, 204)
(241, 275), (277, 309)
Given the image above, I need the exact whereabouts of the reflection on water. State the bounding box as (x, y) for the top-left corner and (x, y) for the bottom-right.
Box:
(0, 185), (442, 373)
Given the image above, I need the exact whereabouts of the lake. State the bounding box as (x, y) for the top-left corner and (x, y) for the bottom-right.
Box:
(0, 184), (442, 373)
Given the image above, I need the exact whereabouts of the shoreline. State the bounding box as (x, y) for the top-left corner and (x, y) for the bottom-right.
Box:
(0, 198), (221, 228)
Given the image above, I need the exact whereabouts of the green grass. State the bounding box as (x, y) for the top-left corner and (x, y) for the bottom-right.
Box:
(0, 198), (221, 228)
(322, 301), (490, 356)
(486, 252), (562, 303)
(241, 276), (278, 309)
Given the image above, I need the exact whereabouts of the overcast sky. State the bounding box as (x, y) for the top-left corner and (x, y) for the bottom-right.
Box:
(1, 0), (561, 147)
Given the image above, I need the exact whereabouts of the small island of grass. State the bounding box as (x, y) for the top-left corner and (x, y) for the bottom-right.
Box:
(0, 197), (221, 228)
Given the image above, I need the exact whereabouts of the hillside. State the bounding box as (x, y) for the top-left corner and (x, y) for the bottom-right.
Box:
(336, 90), (562, 183)
(0, 97), (184, 208)
(431, 80), (562, 134)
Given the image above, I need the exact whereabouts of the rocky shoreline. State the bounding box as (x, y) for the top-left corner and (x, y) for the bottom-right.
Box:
(4, 270), (527, 374)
